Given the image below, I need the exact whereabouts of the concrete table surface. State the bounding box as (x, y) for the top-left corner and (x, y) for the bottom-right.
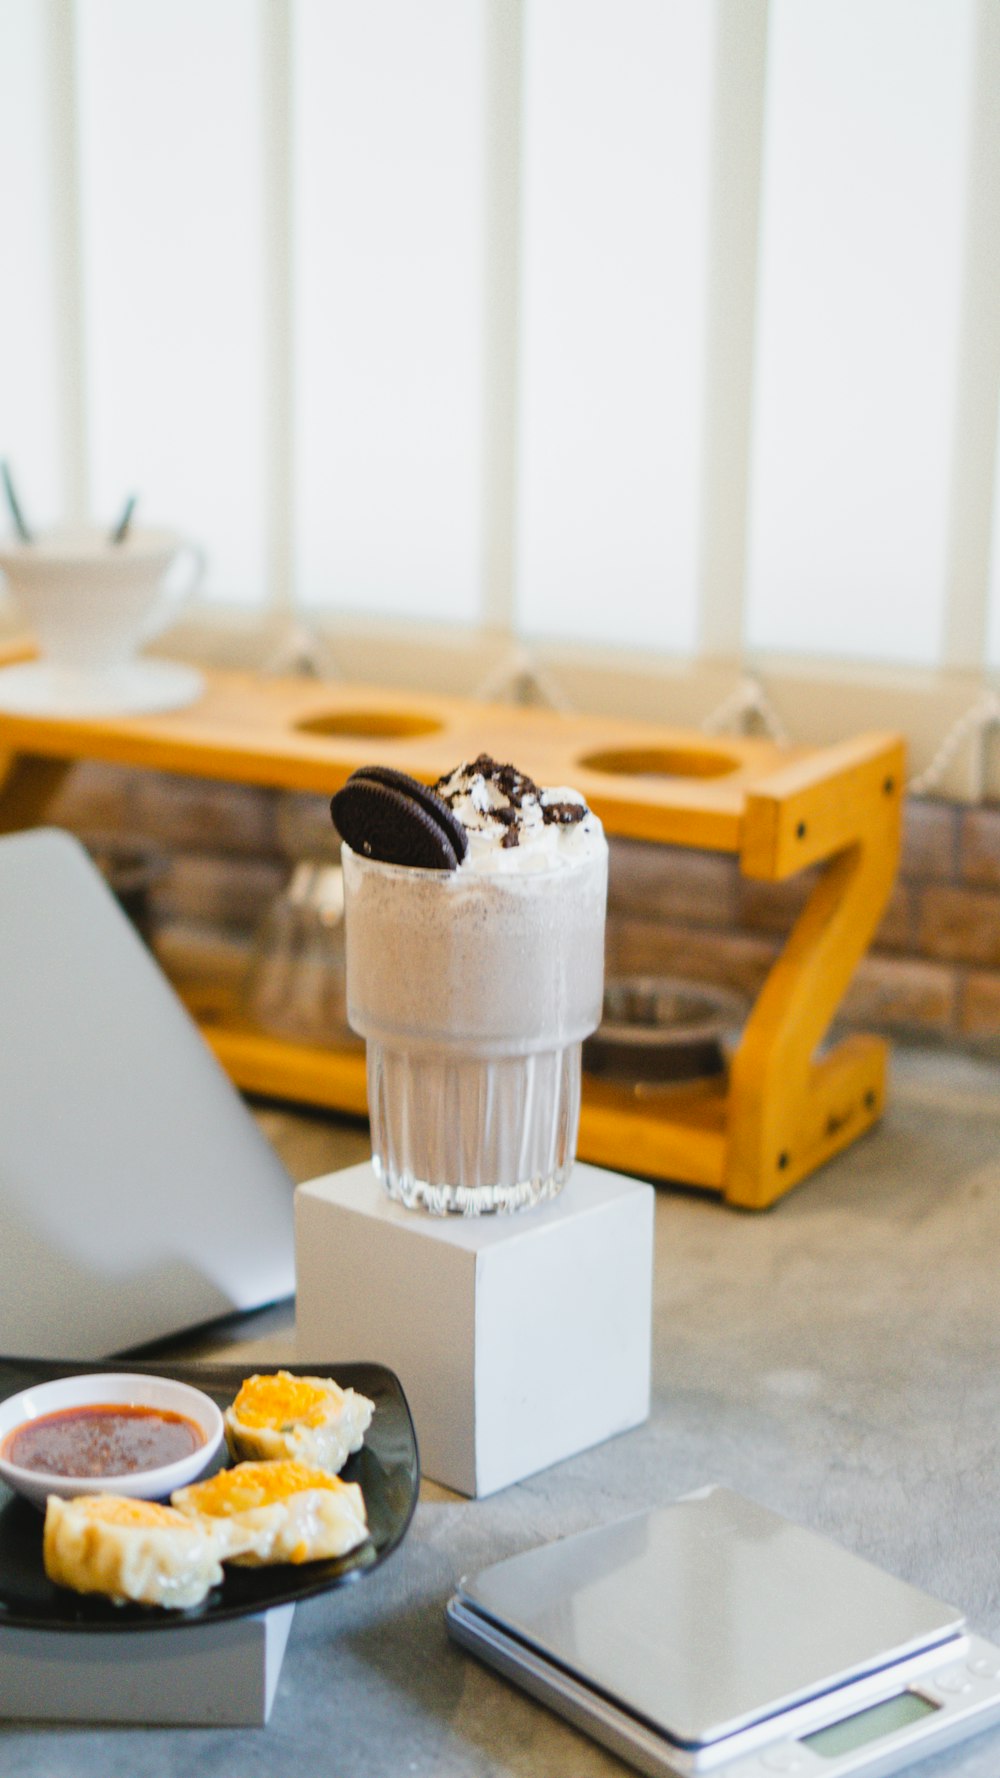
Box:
(4, 1044), (1000, 1776)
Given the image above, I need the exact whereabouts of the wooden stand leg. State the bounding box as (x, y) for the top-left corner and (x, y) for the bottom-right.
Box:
(724, 738), (905, 1209)
(0, 752), (74, 833)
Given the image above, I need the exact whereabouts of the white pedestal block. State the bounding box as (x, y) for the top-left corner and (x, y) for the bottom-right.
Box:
(0, 1606), (294, 1725)
(295, 1161), (654, 1498)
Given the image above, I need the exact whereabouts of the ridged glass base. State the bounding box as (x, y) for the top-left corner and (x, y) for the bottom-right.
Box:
(367, 1041), (582, 1215)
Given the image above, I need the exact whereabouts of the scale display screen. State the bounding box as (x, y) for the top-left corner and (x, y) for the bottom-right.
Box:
(803, 1691), (939, 1759)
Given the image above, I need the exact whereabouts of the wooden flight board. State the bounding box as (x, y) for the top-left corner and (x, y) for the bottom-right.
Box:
(0, 640), (904, 1207)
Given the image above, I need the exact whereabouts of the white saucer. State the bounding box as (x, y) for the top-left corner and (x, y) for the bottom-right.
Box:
(0, 658), (205, 717)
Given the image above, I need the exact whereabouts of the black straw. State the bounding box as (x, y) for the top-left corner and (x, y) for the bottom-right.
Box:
(110, 494), (137, 545)
(1, 461), (33, 544)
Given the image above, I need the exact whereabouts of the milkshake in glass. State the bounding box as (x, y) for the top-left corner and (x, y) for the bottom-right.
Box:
(334, 757), (608, 1214)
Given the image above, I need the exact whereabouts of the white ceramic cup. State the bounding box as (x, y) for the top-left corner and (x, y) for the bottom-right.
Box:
(0, 527), (204, 674)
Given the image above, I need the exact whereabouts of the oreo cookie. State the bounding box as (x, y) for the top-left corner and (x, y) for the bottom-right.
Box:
(349, 766), (469, 863)
(330, 767), (469, 870)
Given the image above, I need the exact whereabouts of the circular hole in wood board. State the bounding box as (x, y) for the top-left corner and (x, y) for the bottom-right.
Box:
(295, 709), (444, 741)
(577, 744), (740, 780)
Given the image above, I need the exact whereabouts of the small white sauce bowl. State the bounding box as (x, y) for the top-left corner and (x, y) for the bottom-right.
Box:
(0, 1373), (224, 1511)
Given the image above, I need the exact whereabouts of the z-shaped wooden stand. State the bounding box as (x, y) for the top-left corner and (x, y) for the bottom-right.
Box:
(575, 735), (905, 1207)
(726, 738), (903, 1206)
(0, 641), (903, 1208)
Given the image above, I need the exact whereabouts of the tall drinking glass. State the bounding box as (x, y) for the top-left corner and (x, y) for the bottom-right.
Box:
(341, 840), (607, 1214)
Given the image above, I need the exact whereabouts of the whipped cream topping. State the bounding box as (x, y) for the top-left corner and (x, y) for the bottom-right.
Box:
(433, 754), (604, 874)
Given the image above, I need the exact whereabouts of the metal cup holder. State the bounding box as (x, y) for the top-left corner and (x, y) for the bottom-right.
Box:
(583, 975), (747, 1085)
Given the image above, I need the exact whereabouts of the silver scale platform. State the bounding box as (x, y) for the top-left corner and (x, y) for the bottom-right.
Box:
(447, 1487), (1000, 1778)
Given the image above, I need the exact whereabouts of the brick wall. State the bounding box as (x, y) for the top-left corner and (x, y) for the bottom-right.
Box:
(46, 762), (288, 1001)
(608, 798), (1000, 1051)
(43, 761), (1000, 1053)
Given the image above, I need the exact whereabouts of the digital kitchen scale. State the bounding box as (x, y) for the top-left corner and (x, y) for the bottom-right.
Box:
(446, 1487), (1000, 1778)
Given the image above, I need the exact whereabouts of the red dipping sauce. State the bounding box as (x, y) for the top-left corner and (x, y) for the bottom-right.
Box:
(1, 1403), (204, 1478)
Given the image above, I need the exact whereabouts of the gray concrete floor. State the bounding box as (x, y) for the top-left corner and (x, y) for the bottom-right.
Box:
(4, 1043), (1000, 1775)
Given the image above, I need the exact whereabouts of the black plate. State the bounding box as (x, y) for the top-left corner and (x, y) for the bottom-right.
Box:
(0, 1356), (419, 1633)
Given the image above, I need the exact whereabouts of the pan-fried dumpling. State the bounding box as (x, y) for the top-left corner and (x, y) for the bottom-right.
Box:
(223, 1371), (373, 1474)
(43, 1493), (226, 1608)
(171, 1458), (369, 1566)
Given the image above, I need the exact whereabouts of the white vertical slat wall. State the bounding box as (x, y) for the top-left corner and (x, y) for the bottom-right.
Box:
(293, 0), (487, 625)
(1, 0), (999, 683)
(745, 0), (979, 668)
(989, 438), (1000, 670)
(0, 1), (67, 528)
(75, 0), (268, 602)
(514, 0), (715, 652)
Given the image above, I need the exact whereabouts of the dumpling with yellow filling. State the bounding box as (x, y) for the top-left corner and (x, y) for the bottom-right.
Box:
(43, 1494), (227, 1609)
(171, 1459), (369, 1566)
(223, 1370), (374, 1474)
